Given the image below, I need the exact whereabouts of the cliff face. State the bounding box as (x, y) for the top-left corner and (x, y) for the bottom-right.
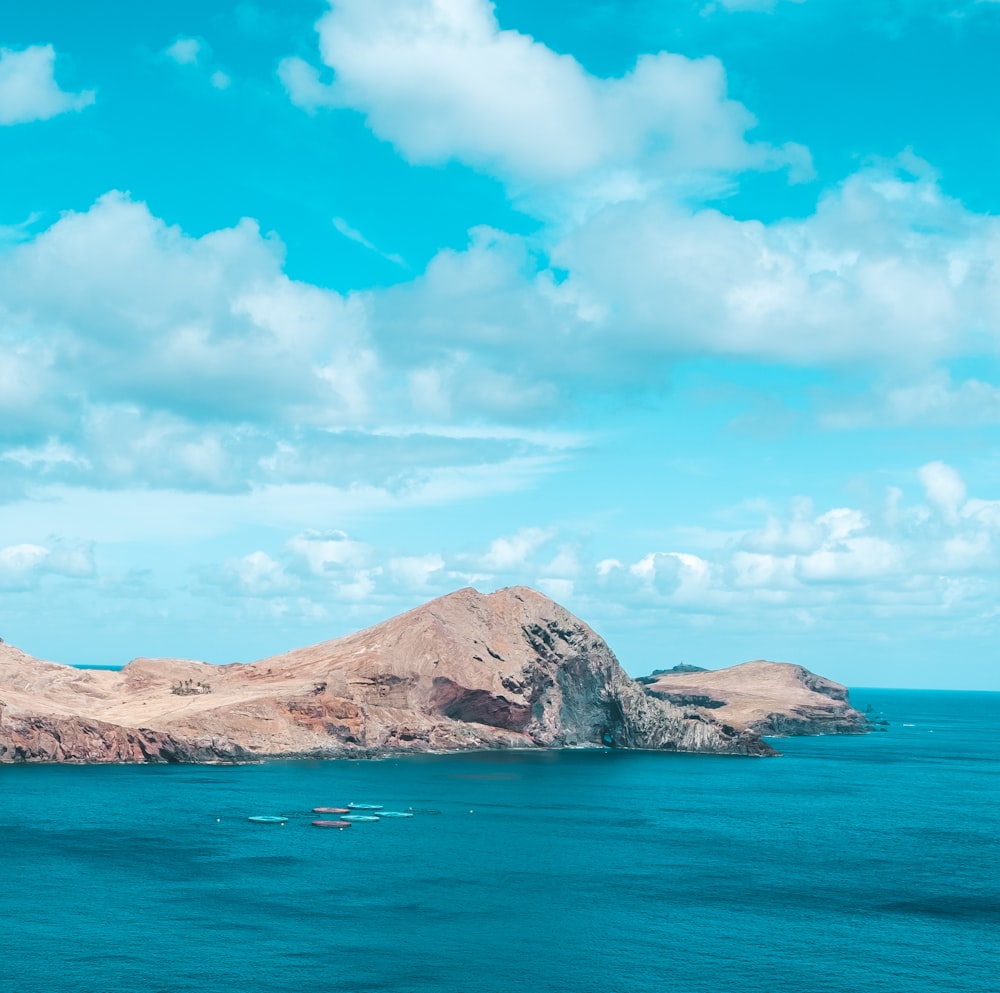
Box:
(0, 587), (774, 763)
(0, 712), (251, 764)
(640, 659), (870, 736)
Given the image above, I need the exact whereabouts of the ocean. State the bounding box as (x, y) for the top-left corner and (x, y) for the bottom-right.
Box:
(2, 689), (998, 993)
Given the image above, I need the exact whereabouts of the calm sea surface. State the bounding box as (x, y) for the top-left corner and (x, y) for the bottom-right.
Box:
(2, 689), (998, 993)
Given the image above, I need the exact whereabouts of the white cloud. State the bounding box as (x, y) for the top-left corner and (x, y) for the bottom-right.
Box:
(549, 156), (1000, 367)
(0, 192), (378, 484)
(480, 527), (554, 571)
(631, 551), (715, 600)
(0, 45), (94, 125)
(219, 462), (962, 636)
(919, 461), (967, 524)
(658, 462), (998, 599)
(284, 0), (808, 208)
(148, 458), (1000, 667)
(353, 155), (1000, 392)
(0, 540), (94, 590)
(964, 497), (1000, 530)
(333, 216), (406, 266)
(630, 551), (682, 594)
(1, 438), (88, 470)
(0, 192), (584, 497)
(0, 340), (59, 428)
(561, 461), (1000, 647)
(287, 530), (372, 575)
(165, 37), (233, 91)
(540, 544), (580, 578)
(11, 161), (1000, 514)
(0, 544), (50, 583)
(223, 551), (296, 596)
(740, 498), (822, 554)
(797, 536), (903, 583)
(338, 567), (382, 601)
(730, 505), (905, 589)
(202, 529), (390, 605)
(73, 408), (244, 490)
(821, 371), (1000, 428)
(536, 577), (574, 602)
(165, 38), (202, 66)
(388, 553), (444, 589)
(208, 538), (446, 608)
(277, 56), (338, 111)
(368, 225), (587, 403)
(0, 211), (42, 245)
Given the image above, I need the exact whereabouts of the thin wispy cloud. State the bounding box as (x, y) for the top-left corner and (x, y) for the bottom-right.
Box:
(333, 216), (406, 267)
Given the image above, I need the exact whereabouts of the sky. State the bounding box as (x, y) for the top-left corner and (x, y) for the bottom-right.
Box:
(2, 0), (1000, 690)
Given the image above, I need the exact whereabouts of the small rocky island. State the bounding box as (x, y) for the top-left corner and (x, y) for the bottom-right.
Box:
(639, 660), (871, 736)
(0, 586), (867, 763)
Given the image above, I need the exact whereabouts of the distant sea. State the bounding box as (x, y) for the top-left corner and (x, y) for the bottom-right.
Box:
(2, 689), (997, 993)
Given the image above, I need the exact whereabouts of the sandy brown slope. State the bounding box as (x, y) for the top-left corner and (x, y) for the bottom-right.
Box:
(640, 659), (870, 735)
(0, 587), (773, 763)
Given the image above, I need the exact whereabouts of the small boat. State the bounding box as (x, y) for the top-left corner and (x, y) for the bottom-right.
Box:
(311, 820), (352, 829)
(347, 803), (383, 810)
(377, 811), (414, 818)
(341, 814), (380, 822)
(247, 815), (287, 824)
(312, 807), (350, 814)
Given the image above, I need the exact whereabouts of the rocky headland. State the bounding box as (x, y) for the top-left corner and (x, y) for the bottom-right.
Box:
(0, 587), (862, 764)
(639, 659), (870, 736)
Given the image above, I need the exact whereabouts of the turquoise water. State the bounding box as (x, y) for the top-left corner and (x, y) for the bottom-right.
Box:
(2, 689), (998, 993)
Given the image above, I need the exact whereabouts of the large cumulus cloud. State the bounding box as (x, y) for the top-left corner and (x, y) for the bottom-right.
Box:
(0, 192), (572, 496)
(281, 0), (809, 212)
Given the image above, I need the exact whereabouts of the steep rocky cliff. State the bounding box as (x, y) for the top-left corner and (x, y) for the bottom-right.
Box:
(640, 659), (870, 735)
(0, 587), (774, 763)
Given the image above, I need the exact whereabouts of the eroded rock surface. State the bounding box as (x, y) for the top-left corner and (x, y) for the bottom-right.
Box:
(640, 659), (870, 736)
(0, 587), (775, 763)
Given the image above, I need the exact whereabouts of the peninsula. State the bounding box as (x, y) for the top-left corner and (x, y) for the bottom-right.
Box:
(0, 586), (865, 763)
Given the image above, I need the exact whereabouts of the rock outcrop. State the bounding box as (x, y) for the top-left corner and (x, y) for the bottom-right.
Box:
(640, 659), (869, 736)
(0, 587), (775, 763)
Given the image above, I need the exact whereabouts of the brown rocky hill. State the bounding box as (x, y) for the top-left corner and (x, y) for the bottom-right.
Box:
(640, 659), (869, 735)
(0, 587), (774, 763)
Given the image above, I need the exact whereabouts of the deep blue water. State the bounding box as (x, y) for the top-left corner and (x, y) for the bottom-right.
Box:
(2, 689), (998, 993)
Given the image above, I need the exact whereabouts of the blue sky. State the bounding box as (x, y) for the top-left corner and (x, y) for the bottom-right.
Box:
(3, 0), (1000, 689)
